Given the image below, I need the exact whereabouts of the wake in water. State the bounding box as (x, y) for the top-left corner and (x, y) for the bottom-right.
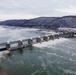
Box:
(33, 38), (69, 48)
(0, 51), (9, 59)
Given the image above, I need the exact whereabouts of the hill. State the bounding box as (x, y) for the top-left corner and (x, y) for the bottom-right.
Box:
(0, 16), (76, 29)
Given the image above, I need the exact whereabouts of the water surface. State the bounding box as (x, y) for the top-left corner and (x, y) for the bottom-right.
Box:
(0, 26), (76, 75)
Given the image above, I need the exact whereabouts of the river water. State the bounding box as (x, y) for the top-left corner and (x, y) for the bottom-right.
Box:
(0, 26), (76, 75)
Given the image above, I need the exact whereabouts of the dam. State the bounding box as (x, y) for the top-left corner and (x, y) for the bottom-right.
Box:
(0, 31), (75, 51)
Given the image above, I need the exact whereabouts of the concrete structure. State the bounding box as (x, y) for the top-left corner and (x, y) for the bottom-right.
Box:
(6, 42), (11, 51)
(18, 40), (24, 49)
(43, 36), (48, 41)
(0, 31), (75, 51)
(28, 38), (33, 45)
(36, 37), (41, 43)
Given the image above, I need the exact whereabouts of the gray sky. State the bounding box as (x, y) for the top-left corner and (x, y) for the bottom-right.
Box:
(0, 0), (76, 20)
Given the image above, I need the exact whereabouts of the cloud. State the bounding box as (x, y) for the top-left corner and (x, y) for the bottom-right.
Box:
(55, 5), (76, 14)
(0, 0), (76, 20)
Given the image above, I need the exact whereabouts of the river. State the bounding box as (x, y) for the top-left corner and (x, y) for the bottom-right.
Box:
(0, 26), (76, 75)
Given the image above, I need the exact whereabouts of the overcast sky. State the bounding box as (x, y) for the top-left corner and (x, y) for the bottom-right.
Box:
(0, 0), (76, 20)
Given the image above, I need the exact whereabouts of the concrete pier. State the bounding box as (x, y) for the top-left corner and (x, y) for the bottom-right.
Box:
(69, 32), (74, 38)
(43, 36), (48, 41)
(18, 40), (24, 49)
(36, 37), (41, 43)
(49, 35), (54, 40)
(54, 34), (59, 39)
(28, 38), (33, 45)
(6, 42), (11, 51)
